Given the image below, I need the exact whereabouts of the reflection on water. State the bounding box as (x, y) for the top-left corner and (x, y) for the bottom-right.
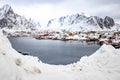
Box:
(8, 37), (100, 65)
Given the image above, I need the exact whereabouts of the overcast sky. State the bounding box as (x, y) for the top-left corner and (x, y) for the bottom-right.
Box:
(0, 0), (120, 26)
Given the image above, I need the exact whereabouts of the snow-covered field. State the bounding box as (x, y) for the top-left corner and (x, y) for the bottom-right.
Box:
(0, 30), (120, 80)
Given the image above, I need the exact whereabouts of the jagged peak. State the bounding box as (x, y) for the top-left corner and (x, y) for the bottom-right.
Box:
(0, 4), (14, 14)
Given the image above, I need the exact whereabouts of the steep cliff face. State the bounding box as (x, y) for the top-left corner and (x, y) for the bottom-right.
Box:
(47, 13), (116, 31)
(104, 16), (115, 29)
(93, 16), (104, 29)
(0, 4), (40, 30)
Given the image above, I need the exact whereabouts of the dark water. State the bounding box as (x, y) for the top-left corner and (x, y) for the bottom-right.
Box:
(8, 37), (100, 65)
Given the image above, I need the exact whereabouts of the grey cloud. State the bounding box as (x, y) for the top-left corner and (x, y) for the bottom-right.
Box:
(10, 0), (64, 4)
(91, 4), (120, 20)
(86, 0), (120, 4)
(77, 0), (120, 19)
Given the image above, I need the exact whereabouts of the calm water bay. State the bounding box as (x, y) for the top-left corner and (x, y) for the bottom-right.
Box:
(8, 37), (100, 65)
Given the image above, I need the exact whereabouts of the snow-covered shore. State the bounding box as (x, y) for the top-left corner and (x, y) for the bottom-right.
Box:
(0, 30), (120, 80)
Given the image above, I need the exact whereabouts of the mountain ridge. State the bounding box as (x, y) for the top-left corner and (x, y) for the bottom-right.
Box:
(47, 13), (119, 32)
(0, 4), (41, 31)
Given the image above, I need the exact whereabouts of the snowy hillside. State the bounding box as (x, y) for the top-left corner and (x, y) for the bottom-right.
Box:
(0, 29), (120, 80)
(0, 4), (41, 31)
(47, 13), (120, 32)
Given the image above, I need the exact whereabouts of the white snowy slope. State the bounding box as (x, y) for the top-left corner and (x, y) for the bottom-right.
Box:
(0, 4), (41, 31)
(47, 13), (120, 32)
(0, 30), (120, 80)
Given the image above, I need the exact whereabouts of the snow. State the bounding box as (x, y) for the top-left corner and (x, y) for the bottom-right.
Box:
(0, 5), (41, 32)
(0, 30), (120, 80)
(46, 13), (120, 32)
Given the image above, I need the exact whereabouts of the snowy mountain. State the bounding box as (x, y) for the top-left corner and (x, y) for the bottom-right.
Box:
(47, 13), (119, 32)
(0, 4), (41, 31)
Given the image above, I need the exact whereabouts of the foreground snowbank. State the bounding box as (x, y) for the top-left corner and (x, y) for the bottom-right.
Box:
(0, 30), (120, 80)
